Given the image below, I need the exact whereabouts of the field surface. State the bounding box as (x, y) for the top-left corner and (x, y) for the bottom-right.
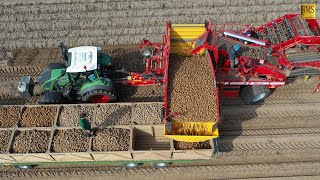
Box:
(1, 0), (320, 179)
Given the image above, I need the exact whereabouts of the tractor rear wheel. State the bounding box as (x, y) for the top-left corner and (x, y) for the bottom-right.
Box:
(240, 85), (270, 104)
(81, 89), (116, 103)
(39, 91), (65, 104)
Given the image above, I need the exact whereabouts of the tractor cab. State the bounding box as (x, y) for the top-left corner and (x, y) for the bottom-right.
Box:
(66, 46), (99, 72)
(66, 46), (100, 82)
(59, 43), (112, 70)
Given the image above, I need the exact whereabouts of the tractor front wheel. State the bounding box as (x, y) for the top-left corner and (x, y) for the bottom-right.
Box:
(240, 85), (270, 104)
(81, 89), (116, 103)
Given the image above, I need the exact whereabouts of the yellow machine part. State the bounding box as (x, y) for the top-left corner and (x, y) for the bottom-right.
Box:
(164, 121), (219, 142)
(170, 24), (206, 55)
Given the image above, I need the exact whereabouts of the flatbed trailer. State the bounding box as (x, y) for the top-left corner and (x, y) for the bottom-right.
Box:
(0, 103), (217, 169)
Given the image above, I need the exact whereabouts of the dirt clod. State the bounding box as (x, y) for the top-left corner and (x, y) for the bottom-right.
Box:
(12, 130), (50, 153)
(94, 104), (132, 127)
(93, 128), (130, 151)
(0, 130), (11, 153)
(0, 106), (20, 127)
(132, 103), (163, 125)
(168, 55), (217, 122)
(21, 106), (56, 127)
(174, 141), (212, 150)
(52, 129), (89, 152)
(58, 106), (95, 127)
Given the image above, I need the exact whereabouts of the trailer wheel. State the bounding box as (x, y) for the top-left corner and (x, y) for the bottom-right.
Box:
(152, 162), (170, 168)
(14, 165), (34, 169)
(240, 85), (270, 104)
(122, 163), (140, 169)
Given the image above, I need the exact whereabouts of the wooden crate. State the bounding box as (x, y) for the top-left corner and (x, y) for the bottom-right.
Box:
(172, 139), (214, 160)
(132, 125), (172, 160)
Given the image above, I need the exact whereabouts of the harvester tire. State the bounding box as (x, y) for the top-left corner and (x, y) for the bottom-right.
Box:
(39, 91), (65, 104)
(48, 63), (66, 70)
(240, 85), (270, 104)
(81, 89), (116, 103)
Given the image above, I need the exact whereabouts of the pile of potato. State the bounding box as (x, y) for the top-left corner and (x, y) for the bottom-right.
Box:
(132, 103), (163, 125)
(0, 130), (11, 153)
(94, 104), (132, 127)
(0, 106), (20, 127)
(58, 106), (95, 127)
(12, 130), (50, 153)
(174, 141), (211, 150)
(168, 55), (218, 122)
(21, 106), (56, 127)
(51, 129), (89, 152)
(93, 128), (130, 151)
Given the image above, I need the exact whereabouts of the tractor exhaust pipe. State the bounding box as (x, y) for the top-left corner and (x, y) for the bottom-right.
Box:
(17, 76), (35, 97)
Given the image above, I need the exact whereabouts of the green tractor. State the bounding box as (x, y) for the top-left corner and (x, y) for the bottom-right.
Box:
(18, 44), (116, 104)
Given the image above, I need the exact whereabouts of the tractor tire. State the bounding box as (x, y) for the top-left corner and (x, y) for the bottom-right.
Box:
(81, 89), (116, 103)
(240, 85), (270, 104)
(39, 91), (65, 104)
(48, 63), (66, 70)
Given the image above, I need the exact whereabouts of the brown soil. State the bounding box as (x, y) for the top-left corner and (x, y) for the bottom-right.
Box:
(51, 129), (89, 152)
(174, 140), (212, 150)
(0, 106), (20, 127)
(94, 104), (132, 127)
(0, 130), (11, 153)
(132, 103), (163, 125)
(58, 106), (95, 127)
(11, 130), (50, 153)
(168, 55), (217, 122)
(8, 48), (61, 67)
(93, 128), (130, 151)
(20, 106), (57, 127)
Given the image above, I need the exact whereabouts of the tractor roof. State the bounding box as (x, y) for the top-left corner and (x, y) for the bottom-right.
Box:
(66, 46), (100, 73)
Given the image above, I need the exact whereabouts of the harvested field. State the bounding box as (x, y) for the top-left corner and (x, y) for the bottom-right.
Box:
(11, 130), (50, 153)
(174, 140), (211, 150)
(0, 130), (11, 153)
(0, 1), (318, 50)
(168, 55), (217, 122)
(58, 106), (95, 127)
(94, 104), (131, 127)
(132, 103), (163, 125)
(51, 129), (89, 152)
(0, 106), (20, 127)
(20, 106), (57, 127)
(92, 128), (130, 151)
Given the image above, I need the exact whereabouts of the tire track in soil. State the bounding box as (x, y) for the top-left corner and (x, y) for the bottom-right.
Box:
(1, 161), (320, 179)
(220, 103), (320, 130)
(218, 134), (320, 151)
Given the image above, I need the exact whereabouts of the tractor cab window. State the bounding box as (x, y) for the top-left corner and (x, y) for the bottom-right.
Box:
(66, 52), (72, 66)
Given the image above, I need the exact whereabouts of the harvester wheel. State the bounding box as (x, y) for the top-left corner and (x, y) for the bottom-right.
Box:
(240, 85), (270, 104)
(81, 89), (116, 103)
(48, 63), (66, 70)
(39, 91), (65, 104)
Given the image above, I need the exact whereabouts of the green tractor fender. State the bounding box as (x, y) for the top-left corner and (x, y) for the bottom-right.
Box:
(79, 77), (116, 103)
